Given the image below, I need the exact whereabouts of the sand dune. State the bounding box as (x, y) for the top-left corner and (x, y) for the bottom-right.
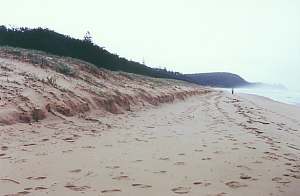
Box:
(0, 47), (208, 125)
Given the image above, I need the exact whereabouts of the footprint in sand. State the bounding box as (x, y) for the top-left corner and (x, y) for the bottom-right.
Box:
(291, 175), (300, 179)
(101, 189), (121, 193)
(65, 183), (91, 191)
(1, 146), (8, 151)
(286, 168), (299, 173)
(6, 191), (30, 195)
(270, 147), (279, 151)
(23, 143), (37, 147)
(159, 157), (170, 161)
(36, 152), (47, 156)
(132, 183), (152, 188)
(62, 150), (73, 153)
(133, 159), (143, 163)
(225, 181), (247, 189)
(174, 162), (185, 166)
(252, 160), (263, 164)
(204, 182), (212, 187)
(237, 165), (252, 171)
(193, 181), (211, 187)
(106, 166), (120, 169)
(240, 173), (252, 180)
(84, 171), (95, 177)
(193, 181), (203, 185)
(34, 186), (48, 191)
(135, 138), (148, 142)
(15, 159), (27, 163)
(207, 193), (227, 196)
(171, 186), (191, 194)
(0, 178), (20, 184)
(194, 149), (203, 152)
(69, 169), (82, 173)
(213, 151), (223, 154)
(153, 170), (167, 174)
(81, 145), (95, 149)
(26, 176), (47, 180)
(272, 177), (292, 184)
(112, 175), (129, 180)
(63, 138), (75, 142)
(118, 140), (128, 143)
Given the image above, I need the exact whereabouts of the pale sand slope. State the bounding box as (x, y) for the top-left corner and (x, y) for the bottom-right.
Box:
(1, 90), (300, 196)
(0, 49), (207, 125)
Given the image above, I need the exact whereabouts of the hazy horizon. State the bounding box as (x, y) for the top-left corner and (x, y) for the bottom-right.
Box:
(1, 0), (300, 90)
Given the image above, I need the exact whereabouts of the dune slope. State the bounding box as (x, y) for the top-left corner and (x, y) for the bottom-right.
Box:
(0, 47), (209, 125)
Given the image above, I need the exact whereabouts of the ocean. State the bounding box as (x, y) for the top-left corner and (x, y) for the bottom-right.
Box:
(220, 87), (300, 107)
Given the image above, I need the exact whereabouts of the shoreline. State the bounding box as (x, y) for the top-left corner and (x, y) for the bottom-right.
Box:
(238, 92), (300, 108)
(217, 88), (300, 108)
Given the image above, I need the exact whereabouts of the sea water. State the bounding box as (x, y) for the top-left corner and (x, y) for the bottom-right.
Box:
(221, 87), (300, 106)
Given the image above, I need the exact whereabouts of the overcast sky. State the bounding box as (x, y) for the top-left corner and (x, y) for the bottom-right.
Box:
(1, 0), (300, 90)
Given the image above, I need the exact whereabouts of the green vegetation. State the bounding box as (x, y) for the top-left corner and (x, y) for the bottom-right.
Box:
(46, 75), (58, 88)
(0, 26), (195, 83)
(56, 63), (76, 76)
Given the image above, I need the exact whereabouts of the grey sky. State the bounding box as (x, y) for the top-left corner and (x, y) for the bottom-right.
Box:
(1, 0), (300, 90)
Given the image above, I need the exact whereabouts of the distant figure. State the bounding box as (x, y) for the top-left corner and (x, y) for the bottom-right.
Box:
(231, 88), (234, 95)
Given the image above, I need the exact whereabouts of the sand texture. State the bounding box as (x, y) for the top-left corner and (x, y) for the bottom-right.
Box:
(1, 90), (300, 196)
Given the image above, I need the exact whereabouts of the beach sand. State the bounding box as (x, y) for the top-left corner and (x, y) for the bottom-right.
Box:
(1, 90), (300, 196)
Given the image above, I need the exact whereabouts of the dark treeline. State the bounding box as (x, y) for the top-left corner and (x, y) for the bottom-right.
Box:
(0, 26), (195, 83)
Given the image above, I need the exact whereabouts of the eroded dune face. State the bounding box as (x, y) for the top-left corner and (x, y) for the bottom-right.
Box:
(0, 47), (209, 125)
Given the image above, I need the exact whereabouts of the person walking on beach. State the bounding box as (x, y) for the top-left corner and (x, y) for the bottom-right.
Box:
(231, 88), (234, 95)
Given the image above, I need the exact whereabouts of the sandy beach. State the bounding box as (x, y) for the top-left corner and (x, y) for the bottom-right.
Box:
(1, 89), (300, 196)
(1, 2), (300, 195)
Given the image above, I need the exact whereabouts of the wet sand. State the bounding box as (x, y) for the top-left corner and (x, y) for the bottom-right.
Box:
(1, 90), (300, 196)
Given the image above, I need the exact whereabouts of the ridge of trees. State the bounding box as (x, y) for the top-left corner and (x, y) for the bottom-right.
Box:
(0, 25), (195, 83)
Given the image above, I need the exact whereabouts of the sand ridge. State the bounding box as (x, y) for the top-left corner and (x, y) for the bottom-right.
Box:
(0, 47), (209, 125)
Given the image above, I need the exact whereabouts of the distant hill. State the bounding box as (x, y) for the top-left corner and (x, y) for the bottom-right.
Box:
(185, 72), (251, 88)
(0, 26), (195, 83)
